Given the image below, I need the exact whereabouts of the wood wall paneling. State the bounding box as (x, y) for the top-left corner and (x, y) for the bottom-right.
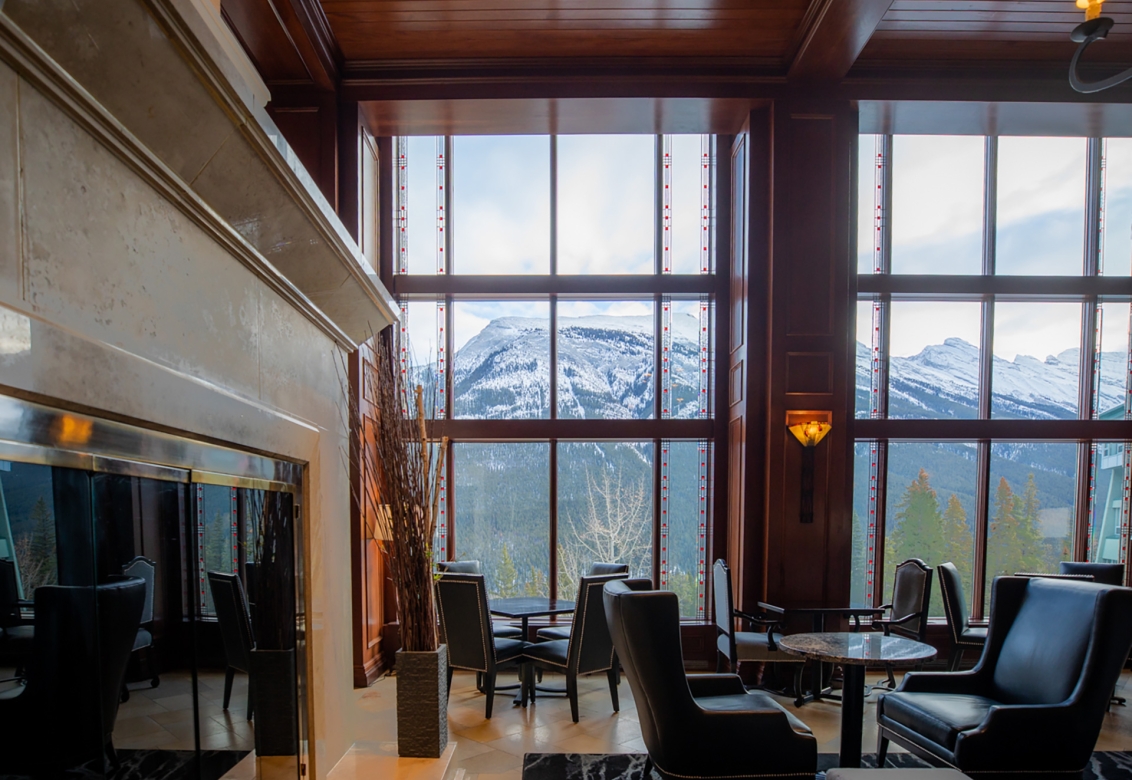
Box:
(785, 352), (833, 395)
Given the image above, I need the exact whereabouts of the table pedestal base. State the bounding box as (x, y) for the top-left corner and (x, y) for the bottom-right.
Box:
(839, 665), (865, 768)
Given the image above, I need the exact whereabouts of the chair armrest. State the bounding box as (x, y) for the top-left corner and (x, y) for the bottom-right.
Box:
(955, 702), (1090, 768)
(755, 601), (786, 616)
(687, 673), (748, 698)
(896, 669), (984, 695)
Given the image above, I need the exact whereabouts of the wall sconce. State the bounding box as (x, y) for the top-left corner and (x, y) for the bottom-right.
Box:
(1066, 0), (1132, 93)
(788, 419), (832, 524)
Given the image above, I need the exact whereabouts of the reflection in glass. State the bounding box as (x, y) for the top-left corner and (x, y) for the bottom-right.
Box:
(1097, 302), (1131, 418)
(884, 442), (978, 618)
(401, 136), (443, 275)
(200, 483), (238, 617)
(669, 135), (710, 275)
(1089, 441), (1129, 564)
(850, 442), (872, 607)
(855, 300), (876, 420)
(557, 442), (653, 600)
(400, 299), (444, 419)
(891, 135), (984, 275)
(453, 300), (550, 419)
(858, 134), (880, 275)
(992, 302), (1082, 419)
(453, 136), (550, 274)
(996, 136), (1087, 275)
(557, 300), (655, 419)
(985, 442), (1078, 610)
(558, 135), (655, 274)
(453, 443), (549, 598)
(1103, 138), (1132, 277)
(666, 299), (709, 420)
(662, 441), (710, 618)
(888, 301), (981, 420)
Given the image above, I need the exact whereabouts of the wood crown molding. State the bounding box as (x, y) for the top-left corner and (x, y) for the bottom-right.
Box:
(0, 12), (360, 351)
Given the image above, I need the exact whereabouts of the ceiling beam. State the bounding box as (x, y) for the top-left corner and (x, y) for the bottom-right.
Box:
(787, 0), (894, 82)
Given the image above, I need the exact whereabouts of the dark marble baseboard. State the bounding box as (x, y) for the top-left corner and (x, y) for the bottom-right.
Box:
(523, 752), (1132, 780)
(0, 748), (248, 780)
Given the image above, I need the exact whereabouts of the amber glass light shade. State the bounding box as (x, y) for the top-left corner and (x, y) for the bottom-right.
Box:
(788, 421), (832, 448)
(1077, 0), (1105, 21)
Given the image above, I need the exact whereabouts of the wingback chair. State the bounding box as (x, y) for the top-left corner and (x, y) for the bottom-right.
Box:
(604, 579), (816, 780)
(120, 556), (160, 696)
(0, 576), (144, 773)
(937, 561), (986, 671)
(536, 565), (628, 641)
(876, 576), (1132, 780)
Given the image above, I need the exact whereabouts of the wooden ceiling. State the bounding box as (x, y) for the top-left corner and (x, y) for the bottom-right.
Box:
(319, 0), (813, 61)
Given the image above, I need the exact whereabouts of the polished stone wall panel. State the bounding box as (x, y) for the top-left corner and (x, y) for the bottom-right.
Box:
(18, 80), (263, 400)
(0, 60), (19, 304)
(3, 0), (237, 186)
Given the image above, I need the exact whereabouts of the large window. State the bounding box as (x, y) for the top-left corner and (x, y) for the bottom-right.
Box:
(855, 134), (1132, 620)
(391, 134), (718, 619)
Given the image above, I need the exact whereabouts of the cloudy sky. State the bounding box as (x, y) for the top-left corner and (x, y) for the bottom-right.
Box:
(857, 134), (1132, 363)
(401, 132), (1129, 368)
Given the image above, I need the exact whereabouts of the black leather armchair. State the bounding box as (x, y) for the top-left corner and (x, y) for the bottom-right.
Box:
(1060, 561), (1124, 586)
(876, 576), (1132, 780)
(121, 555), (160, 696)
(437, 560), (482, 574)
(937, 561), (986, 671)
(436, 573), (531, 718)
(604, 579), (816, 780)
(587, 562), (630, 576)
(0, 576), (144, 774)
(0, 559), (32, 681)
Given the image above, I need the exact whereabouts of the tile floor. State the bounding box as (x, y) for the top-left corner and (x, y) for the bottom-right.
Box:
(347, 668), (1132, 780)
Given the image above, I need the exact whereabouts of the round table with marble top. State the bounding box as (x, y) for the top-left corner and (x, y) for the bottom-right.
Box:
(778, 632), (937, 769)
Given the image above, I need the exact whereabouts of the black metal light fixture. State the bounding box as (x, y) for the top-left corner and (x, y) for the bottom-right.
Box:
(1069, 0), (1132, 93)
(788, 419), (832, 524)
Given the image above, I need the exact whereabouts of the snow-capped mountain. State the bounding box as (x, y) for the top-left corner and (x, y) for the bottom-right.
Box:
(451, 313), (704, 419)
(856, 337), (1128, 420)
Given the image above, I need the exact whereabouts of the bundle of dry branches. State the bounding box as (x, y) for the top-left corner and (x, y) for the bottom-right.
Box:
(355, 335), (447, 653)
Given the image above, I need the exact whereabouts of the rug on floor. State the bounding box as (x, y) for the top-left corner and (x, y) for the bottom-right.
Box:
(523, 752), (1132, 780)
(0, 748), (249, 780)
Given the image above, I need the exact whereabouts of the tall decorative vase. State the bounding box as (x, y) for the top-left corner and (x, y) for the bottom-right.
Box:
(250, 648), (298, 756)
(395, 645), (448, 758)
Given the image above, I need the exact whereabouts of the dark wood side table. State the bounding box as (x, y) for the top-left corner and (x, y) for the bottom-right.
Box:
(778, 632), (936, 768)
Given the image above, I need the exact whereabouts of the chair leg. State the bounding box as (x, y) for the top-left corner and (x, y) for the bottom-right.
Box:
(948, 647), (962, 672)
(876, 733), (890, 767)
(793, 664), (804, 701)
(566, 672), (579, 723)
(223, 666), (235, 710)
(883, 662), (896, 690)
(247, 682), (254, 721)
(484, 671), (497, 719)
(106, 740), (120, 772)
(476, 671), (484, 692)
(644, 755), (654, 780)
(607, 667), (620, 712)
(148, 644), (161, 688)
(716, 652), (724, 673)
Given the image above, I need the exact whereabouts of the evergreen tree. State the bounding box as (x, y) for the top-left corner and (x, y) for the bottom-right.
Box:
(27, 496), (57, 589)
(495, 543), (520, 598)
(886, 470), (945, 591)
(939, 493), (973, 616)
(523, 567), (548, 598)
(985, 475), (1047, 609)
(850, 511), (866, 607)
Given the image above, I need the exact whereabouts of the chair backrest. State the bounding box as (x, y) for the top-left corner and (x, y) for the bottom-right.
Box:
(603, 579), (699, 765)
(937, 561), (970, 642)
(25, 576), (144, 769)
(208, 571), (255, 672)
(989, 577), (1132, 706)
(1060, 561), (1125, 586)
(0, 558), (20, 628)
(435, 573), (494, 671)
(889, 558), (933, 640)
(122, 555), (156, 625)
(588, 562), (629, 576)
(567, 573), (624, 674)
(438, 560), (482, 575)
(711, 559), (737, 662)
